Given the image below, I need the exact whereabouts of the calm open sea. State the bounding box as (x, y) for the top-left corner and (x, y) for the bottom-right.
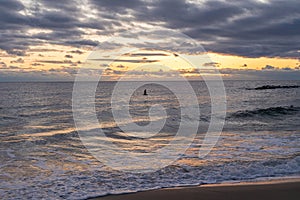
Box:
(0, 80), (299, 199)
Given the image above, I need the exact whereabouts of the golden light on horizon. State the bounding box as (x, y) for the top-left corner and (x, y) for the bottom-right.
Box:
(1, 45), (299, 81)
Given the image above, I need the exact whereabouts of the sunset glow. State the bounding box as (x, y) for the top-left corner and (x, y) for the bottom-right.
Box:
(0, 0), (299, 81)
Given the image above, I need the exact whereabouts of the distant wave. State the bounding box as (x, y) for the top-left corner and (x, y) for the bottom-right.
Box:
(246, 85), (300, 90)
(230, 106), (300, 119)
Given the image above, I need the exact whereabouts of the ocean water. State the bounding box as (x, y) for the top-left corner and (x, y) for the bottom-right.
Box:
(0, 80), (299, 199)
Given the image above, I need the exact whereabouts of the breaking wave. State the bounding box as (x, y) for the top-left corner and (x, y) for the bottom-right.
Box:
(230, 106), (300, 119)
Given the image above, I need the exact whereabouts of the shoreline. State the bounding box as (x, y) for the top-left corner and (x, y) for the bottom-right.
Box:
(90, 177), (300, 200)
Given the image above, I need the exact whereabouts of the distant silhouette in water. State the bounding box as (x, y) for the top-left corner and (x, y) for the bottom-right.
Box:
(143, 89), (148, 95)
(247, 85), (300, 90)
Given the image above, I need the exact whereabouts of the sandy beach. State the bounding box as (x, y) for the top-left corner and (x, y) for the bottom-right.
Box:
(92, 179), (300, 200)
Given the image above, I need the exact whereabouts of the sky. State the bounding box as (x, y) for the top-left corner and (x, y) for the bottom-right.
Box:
(0, 0), (299, 81)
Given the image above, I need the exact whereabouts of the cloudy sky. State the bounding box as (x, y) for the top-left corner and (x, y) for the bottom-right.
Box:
(0, 0), (299, 81)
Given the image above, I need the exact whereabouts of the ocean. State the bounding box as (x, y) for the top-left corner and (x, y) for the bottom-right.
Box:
(0, 80), (299, 199)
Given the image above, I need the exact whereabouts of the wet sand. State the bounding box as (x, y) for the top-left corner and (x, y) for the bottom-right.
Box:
(91, 179), (300, 200)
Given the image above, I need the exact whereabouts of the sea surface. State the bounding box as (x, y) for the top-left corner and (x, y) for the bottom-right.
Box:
(0, 80), (299, 199)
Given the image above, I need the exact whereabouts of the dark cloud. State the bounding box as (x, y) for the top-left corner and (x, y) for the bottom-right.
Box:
(203, 62), (220, 67)
(69, 50), (84, 54)
(136, 0), (244, 28)
(65, 39), (99, 47)
(133, 0), (300, 58)
(219, 67), (300, 80)
(0, 0), (27, 29)
(65, 54), (73, 58)
(9, 65), (21, 69)
(10, 58), (24, 64)
(0, 69), (75, 81)
(112, 70), (122, 75)
(178, 68), (199, 74)
(0, 0), (299, 59)
(282, 67), (292, 71)
(0, 61), (7, 69)
(262, 65), (276, 70)
(34, 59), (81, 67)
(103, 68), (181, 78)
(88, 58), (160, 63)
(39, 0), (80, 13)
(31, 63), (44, 66)
(36, 60), (72, 64)
(49, 66), (77, 75)
(125, 53), (170, 57)
(0, 0), (108, 55)
(28, 48), (63, 52)
(6, 50), (27, 56)
(89, 0), (145, 14)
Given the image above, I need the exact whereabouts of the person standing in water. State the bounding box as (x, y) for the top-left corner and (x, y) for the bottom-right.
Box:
(143, 89), (148, 95)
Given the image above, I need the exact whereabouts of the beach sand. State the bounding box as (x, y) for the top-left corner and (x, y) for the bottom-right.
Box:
(92, 179), (300, 200)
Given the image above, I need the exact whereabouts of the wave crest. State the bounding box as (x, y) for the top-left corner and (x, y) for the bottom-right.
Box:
(230, 106), (299, 118)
